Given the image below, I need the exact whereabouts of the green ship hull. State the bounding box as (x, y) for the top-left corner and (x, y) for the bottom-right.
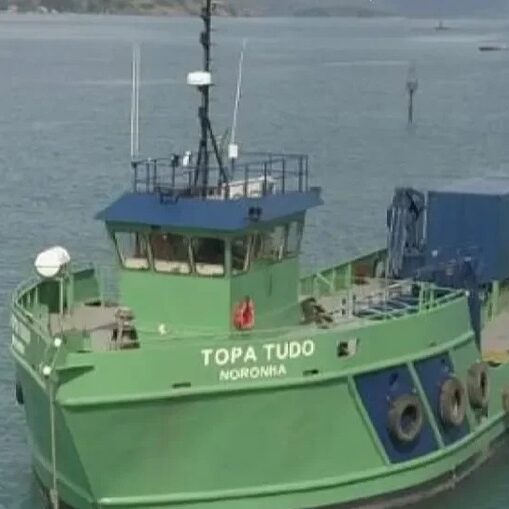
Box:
(11, 250), (509, 509)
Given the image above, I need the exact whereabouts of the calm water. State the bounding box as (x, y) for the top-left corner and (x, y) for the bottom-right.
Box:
(1, 13), (509, 509)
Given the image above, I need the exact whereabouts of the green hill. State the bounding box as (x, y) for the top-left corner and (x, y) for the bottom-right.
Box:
(3, 0), (238, 14)
(3, 0), (388, 16)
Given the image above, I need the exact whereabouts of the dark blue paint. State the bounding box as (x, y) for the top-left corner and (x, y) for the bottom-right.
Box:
(414, 354), (470, 445)
(426, 178), (509, 284)
(355, 366), (438, 464)
(96, 189), (322, 232)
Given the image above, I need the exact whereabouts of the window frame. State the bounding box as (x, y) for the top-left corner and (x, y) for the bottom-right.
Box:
(285, 220), (304, 258)
(112, 231), (151, 271)
(190, 236), (226, 278)
(149, 232), (193, 275)
(230, 235), (253, 275)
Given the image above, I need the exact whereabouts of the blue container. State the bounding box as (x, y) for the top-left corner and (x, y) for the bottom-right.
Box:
(426, 178), (509, 284)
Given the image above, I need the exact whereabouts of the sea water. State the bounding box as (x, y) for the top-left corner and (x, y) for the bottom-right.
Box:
(0, 13), (509, 509)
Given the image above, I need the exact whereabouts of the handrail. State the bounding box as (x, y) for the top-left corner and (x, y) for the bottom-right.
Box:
(131, 151), (310, 199)
(342, 280), (465, 321)
(11, 264), (108, 342)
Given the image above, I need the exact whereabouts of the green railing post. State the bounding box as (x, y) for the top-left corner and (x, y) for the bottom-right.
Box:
(97, 265), (105, 307)
(66, 273), (74, 313)
(491, 280), (500, 320)
(345, 263), (353, 290)
(418, 284), (424, 312)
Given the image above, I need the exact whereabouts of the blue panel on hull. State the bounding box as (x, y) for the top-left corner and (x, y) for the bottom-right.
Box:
(355, 366), (438, 464)
(414, 354), (470, 445)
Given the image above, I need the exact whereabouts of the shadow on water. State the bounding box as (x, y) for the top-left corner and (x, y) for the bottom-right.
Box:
(411, 441), (509, 509)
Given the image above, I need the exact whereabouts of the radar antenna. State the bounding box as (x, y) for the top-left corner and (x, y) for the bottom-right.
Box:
(188, 0), (228, 196)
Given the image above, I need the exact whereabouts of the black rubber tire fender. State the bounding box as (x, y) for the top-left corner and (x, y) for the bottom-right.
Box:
(15, 381), (24, 405)
(439, 376), (467, 427)
(388, 394), (424, 443)
(467, 362), (490, 410)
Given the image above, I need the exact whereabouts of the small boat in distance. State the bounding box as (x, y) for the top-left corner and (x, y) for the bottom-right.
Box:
(479, 44), (509, 52)
(434, 20), (450, 31)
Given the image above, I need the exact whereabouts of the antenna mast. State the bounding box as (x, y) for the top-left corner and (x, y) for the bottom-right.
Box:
(130, 43), (141, 160)
(189, 0), (227, 196)
(229, 38), (247, 162)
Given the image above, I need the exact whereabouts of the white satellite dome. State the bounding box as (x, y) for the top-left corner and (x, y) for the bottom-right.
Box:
(34, 246), (71, 279)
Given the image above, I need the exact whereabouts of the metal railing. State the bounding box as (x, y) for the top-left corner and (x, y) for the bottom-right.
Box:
(335, 279), (465, 321)
(11, 264), (118, 343)
(131, 152), (310, 200)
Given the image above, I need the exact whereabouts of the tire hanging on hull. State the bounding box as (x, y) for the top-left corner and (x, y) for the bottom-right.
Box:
(467, 363), (490, 411)
(388, 394), (424, 443)
(439, 376), (467, 427)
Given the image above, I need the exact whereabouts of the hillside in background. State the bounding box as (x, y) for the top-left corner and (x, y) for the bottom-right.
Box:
(1, 0), (237, 14)
(380, 0), (509, 17)
(2, 0), (509, 16)
(233, 0), (390, 17)
(235, 0), (509, 17)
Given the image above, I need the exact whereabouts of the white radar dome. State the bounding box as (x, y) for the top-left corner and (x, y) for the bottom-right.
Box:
(187, 71), (212, 87)
(34, 246), (71, 279)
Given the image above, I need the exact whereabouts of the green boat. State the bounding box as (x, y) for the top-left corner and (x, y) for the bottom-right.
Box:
(10, 4), (509, 509)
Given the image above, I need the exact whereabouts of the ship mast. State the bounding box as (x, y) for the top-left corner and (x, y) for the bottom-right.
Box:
(192, 0), (227, 196)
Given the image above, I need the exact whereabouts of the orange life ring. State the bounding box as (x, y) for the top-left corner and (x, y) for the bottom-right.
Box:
(233, 298), (255, 330)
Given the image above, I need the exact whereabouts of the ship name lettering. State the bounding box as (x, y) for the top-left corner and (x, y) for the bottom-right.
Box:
(201, 340), (315, 369)
(219, 364), (287, 382)
(263, 339), (315, 361)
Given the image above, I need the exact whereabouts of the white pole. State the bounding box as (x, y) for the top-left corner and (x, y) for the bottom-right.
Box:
(49, 381), (59, 509)
(130, 44), (135, 160)
(135, 43), (140, 157)
(130, 43), (141, 160)
(230, 39), (247, 151)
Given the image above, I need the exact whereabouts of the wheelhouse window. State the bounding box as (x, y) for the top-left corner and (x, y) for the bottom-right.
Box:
(191, 238), (225, 277)
(250, 222), (303, 264)
(150, 233), (191, 274)
(286, 221), (304, 256)
(114, 232), (149, 270)
(260, 226), (286, 261)
(231, 237), (251, 274)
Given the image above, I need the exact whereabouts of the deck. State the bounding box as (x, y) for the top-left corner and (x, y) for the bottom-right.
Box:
(12, 258), (509, 357)
(49, 304), (118, 351)
(483, 311), (509, 362)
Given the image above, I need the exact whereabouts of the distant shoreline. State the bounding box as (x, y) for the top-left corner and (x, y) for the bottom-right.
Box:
(0, 1), (392, 18)
(0, 10), (396, 18)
